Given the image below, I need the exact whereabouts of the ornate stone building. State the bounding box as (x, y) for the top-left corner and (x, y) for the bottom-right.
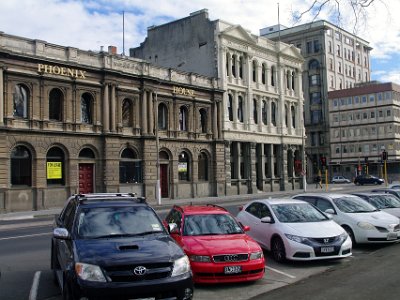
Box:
(0, 32), (224, 212)
(131, 9), (305, 194)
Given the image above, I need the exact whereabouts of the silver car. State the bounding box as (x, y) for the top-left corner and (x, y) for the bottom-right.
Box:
(331, 176), (351, 184)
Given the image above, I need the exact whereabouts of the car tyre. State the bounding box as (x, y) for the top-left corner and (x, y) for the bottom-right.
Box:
(271, 237), (286, 263)
(343, 226), (356, 245)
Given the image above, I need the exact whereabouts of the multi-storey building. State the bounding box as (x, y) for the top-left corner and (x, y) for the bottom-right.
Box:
(329, 82), (400, 181)
(131, 9), (305, 194)
(262, 20), (372, 180)
(0, 31), (224, 212)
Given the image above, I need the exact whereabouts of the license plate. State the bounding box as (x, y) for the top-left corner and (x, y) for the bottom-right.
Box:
(387, 233), (397, 240)
(321, 247), (334, 253)
(224, 266), (242, 274)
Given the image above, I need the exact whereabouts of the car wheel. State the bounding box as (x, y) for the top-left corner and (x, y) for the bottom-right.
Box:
(271, 237), (286, 263)
(343, 226), (356, 245)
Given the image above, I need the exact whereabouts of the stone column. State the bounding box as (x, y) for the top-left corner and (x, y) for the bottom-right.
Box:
(217, 100), (222, 139)
(141, 90), (148, 134)
(0, 67), (3, 126)
(110, 84), (116, 132)
(250, 142), (257, 193)
(148, 91), (154, 134)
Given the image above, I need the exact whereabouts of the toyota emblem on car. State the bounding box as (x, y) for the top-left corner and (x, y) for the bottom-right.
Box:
(133, 266), (147, 276)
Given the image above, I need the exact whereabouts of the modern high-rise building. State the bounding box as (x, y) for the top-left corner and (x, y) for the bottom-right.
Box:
(131, 9), (306, 193)
(328, 82), (400, 182)
(262, 20), (372, 179)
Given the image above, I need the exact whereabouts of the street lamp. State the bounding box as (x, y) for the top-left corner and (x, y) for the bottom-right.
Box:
(155, 90), (161, 205)
(301, 126), (307, 192)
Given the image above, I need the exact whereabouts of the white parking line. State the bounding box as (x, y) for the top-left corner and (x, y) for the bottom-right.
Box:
(265, 266), (296, 279)
(0, 232), (51, 241)
(29, 271), (41, 300)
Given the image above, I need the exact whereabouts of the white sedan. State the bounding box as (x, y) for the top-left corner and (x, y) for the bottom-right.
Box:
(236, 198), (352, 262)
(293, 193), (400, 244)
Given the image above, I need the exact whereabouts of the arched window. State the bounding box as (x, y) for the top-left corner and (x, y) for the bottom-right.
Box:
(292, 71), (296, 91)
(291, 106), (296, 128)
(252, 60), (257, 82)
(119, 148), (142, 183)
(232, 54), (237, 77)
(158, 103), (168, 130)
(253, 99), (258, 124)
(81, 92), (93, 124)
(11, 145), (32, 186)
(178, 151), (190, 181)
(122, 98), (133, 127)
(226, 53), (230, 76)
(79, 148), (95, 158)
(308, 59), (320, 70)
(271, 66), (276, 86)
(49, 88), (63, 121)
(198, 152), (208, 181)
(199, 108), (207, 133)
(262, 100), (268, 125)
(13, 84), (29, 118)
(285, 104), (288, 126)
(46, 147), (65, 185)
(238, 96), (243, 122)
(239, 56), (244, 79)
(179, 106), (188, 131)
(228, 94), (233, 121)
(261, 64), (266, 84)
(286, 70), (291, 89)
(271, 102), (277, 126)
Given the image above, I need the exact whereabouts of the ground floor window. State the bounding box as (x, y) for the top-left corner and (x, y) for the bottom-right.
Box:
(11, 145), (32, 186)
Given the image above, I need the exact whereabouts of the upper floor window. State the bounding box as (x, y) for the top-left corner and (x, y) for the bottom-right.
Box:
(309, 59), (320, 70)
(291, 106), (296, 128)
(81, 92), (93, 124)
(271, 102), (277, 126)
(49, 88), (63, 121)
(11, 145), (32, 186)
(228, 94), (233, 121)
(199, 108), (208, 133)
(239, 56), (244, 79)
(262, 100), (268, 125)
(179, 106), (188, 131)
(13, 84), (29, 118)
(252, 60), (257, 82)
(122, 98), (133, 127)
(313, 40), (320, 52)
(271, 66), (276, 86)
(261, 64), (266, 84)
(309, 74), (320, 86)
(253, 99), (258, 124)
(158, 103), (168, 130)
(231, 54), (237, 77)
(238, 96), (244, 122)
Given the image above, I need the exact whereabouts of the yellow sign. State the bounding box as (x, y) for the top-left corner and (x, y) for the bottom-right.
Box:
(38, 64), (86, 79)
(173, 86), (195, 96)
(47, 162), (62, 179)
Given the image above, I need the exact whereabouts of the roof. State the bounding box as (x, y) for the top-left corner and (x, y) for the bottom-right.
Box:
(176, 204), (229, 215)
(252, 198), (306, 205)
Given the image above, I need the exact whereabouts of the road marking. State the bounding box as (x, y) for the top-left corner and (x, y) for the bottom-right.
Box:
(0, 232), (51, 241)
(265, 266), (296, 279)
(29, 271), (41, 300)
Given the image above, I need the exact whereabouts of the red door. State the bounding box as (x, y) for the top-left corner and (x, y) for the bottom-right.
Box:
(160, 164), (169, 198)
(79, 164), (94, 194)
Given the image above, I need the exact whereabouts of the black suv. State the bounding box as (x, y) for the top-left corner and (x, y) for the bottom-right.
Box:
(51, 193), (193, 300)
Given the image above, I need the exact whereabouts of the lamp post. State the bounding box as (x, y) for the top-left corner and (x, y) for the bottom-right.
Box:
(155, 90), (161, 205)
(301, 126), (307, 192)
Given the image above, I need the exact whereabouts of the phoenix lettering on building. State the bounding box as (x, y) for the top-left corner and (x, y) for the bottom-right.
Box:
(38, 64), (86, 79)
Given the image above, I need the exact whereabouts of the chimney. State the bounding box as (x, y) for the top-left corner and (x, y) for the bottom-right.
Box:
(108, 46), (117, 55)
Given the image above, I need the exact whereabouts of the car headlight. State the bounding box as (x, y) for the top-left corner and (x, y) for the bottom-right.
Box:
(75, 262), (107, 282)
(250, 251), (263, 260)
(357, 222), (375, 230)
(189, 255), (211, 263)
(172, 255), (191, 277)
(338, 232), (349, 243)
(285, 233), (310, 244)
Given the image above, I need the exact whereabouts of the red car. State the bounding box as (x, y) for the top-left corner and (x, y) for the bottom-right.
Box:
(164, 204), (265, 284)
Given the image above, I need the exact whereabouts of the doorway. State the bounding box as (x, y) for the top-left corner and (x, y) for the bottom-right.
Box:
(79, 163), (94, 194)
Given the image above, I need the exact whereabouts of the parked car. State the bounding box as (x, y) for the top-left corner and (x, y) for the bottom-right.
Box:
(51, 193), (193, 300)
(388, 182), (400, 189)
(164, 204), (265, 284)
(293, 193), (400, 244)
(236, 198), (352, 262)
(352, 192), (400, 218)
(371, 188), (400, 200)
(354, 174), (384, 185)
(331, 175), (351, 184)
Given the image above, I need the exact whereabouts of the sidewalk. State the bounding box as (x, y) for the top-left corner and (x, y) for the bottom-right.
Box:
(0, 185), (323, 221)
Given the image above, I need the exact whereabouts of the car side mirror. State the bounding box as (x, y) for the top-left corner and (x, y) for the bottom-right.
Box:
(324, 208), (336, 218)
(168, 223), (180, 234)
(53, 228), (70, 240)
(261, 216), (273, 223)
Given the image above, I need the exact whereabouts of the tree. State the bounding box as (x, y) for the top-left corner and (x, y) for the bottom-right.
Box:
(291, 0), (387, 33)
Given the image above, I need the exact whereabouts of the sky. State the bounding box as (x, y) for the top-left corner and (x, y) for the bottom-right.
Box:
(0, 0), (399, 83)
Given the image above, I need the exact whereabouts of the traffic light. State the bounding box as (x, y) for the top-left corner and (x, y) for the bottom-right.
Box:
(364, 157), (368, 166)
(382, 151), (388, 161)
(320, 156), (326, 167)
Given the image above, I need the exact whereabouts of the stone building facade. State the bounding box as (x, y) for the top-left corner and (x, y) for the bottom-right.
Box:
(262, 20), (372, 180)
(0, 32), (224, 212)
(131, 9), (306, 194)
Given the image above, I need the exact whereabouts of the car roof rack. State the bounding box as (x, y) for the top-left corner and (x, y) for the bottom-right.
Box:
(73, 193), (146, 203)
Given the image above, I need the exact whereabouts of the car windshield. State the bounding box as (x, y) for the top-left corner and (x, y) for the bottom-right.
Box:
(369, 195), (400, 209)
(333, 196), (377, 213)
(183, 214), (243, 236)
(270, 203), (328, 223)
(77, 206), (165, 239)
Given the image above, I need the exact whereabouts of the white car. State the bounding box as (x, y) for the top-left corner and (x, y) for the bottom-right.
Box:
(293, 193), (400, 244)
(352, 192), (400, 218)
(331, 175), (351, 184)
(236, 198), (352, 262)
